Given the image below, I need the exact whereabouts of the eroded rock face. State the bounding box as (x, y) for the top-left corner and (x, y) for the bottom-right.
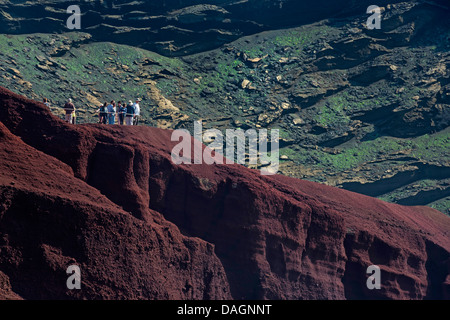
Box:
(0, 0), (406, 56)
(0, 87), (231, 300)
(0, 86), (449, 299)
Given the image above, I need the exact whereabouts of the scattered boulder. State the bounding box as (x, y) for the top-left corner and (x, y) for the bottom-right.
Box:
(6, 67), (21, 77)
(241, 79), (251, 89)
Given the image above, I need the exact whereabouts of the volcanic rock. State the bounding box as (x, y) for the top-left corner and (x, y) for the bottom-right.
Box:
(0, 86), (449, 300)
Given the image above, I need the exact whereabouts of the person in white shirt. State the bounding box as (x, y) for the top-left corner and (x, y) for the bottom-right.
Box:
(133, 98), (141, 125)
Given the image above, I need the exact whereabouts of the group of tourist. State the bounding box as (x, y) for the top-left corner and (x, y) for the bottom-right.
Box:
(97, 99), (141, 126)
(43, 97), (142, 125)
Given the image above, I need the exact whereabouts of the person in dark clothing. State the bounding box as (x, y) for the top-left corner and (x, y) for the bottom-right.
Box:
(125, 100), (135, 126)
(98, 102), (108, 124)
(64, 98), (75, 123)
(118, 101), (126, 125)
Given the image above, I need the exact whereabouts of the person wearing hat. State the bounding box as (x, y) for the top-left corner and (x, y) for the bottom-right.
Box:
(125, 100), (135, 126)
(133, 98), (141, 125)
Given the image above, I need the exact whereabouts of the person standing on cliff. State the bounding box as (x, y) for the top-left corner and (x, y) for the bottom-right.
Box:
(71, 107), (76, 125)
(43, 98), (50, 108)
(98, 102), (108, 124)
(107, 100), (116, 125)
(133, 98), (141, 125)
(63, 98), (75, 124)
(125, 100), (135, 126)
(117, 101), (126, 125)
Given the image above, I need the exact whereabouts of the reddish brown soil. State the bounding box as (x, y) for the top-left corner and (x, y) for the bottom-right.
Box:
(0, 86), (448, 300)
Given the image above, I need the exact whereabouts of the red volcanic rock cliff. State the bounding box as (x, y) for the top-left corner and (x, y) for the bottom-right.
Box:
(0, 86), (449, 300)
